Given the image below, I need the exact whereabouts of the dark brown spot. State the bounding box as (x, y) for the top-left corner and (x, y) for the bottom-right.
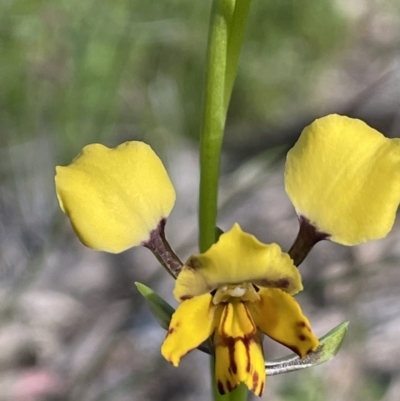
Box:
(179, 295), (193, 301)
(256, 278), (290, 289)
(299, 216), (330, 241)
(297, 321), (311, 332)
(217, 380), (225, 395)
(252, 371), (259, 392)
(226, 381), (233, 392)
(243, 337), (252, 373)
(246, 362), (251, 373)
(228, 338), (237, 374)
(167, 327), (175, 335)
(288, 216), (330, 266)
(298, 334), (306, 341)
(186, 256), (202, 270)
(242, 323), (258, 373)
(219, 309), (239, 375)
(259, 382), (265, 395)
(141, 219), (166, 246)
(290, 345), (301, 356)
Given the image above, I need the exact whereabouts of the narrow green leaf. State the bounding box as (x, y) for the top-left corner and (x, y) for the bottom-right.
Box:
(265, 321), (349, 375)
(135, 282), (175, 331)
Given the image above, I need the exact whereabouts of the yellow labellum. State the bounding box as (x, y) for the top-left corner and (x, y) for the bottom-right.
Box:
(55, 141), (176, 253)
(285, 114), (400, 245)
(215, 302), (265, 396)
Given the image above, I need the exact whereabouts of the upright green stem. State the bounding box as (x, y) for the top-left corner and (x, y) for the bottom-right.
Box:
(199, 1), (252, 401)
(199, 0), (234, 253)
(199, 0), (252, 253)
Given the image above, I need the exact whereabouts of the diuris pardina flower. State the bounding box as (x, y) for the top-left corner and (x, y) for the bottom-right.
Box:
(161, 223), (319, 395)
(55, 114), (400, 397)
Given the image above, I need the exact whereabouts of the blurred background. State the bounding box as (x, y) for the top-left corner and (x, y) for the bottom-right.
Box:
(1, 0), (400, 399)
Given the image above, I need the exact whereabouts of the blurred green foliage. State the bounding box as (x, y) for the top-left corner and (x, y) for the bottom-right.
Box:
(0, 0), (346, 161)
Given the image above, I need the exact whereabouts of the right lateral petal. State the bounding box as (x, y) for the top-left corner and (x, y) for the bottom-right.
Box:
(248, 288), (319, 358)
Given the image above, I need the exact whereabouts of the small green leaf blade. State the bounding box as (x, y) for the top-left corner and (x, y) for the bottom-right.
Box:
(135, 282), (175, 331)
(266, 321), (349, 375)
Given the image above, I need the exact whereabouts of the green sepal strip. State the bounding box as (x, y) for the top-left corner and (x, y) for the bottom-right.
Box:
(135, 282), (175, 331)
(265, 321), (349, 375)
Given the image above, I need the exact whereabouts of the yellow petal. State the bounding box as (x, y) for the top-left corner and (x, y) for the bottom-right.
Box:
(55, 141), (176, 253)
(248, 288), (319, 358)
(285, 114), (400, 245)
(214, 302), (265, 396)
(174, 223), (302, 301)
(161, 293), (219, 366)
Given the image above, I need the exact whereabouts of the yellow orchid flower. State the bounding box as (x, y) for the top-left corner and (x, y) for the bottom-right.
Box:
(285, 114), (400, 246)
(161, 223), (319, 396)
(55, 141), (176, 253)
(54, 113), (400, 397)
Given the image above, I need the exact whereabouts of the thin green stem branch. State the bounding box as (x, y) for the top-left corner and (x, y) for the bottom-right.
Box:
(224, 0), (252, 114)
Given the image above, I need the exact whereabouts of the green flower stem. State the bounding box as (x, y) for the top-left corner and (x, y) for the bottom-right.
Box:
(199, 0), (234, 253)
(199, 1), (251, 401)
(199, 0), (251, 253)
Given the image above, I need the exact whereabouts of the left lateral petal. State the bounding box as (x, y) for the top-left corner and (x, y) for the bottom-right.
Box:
(248, 288), (319, 358)
(161, 293), (218, 366)
(215, 303), (265, 396)
(174, 223), (302, 301)
(285, 114), (400, 245)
